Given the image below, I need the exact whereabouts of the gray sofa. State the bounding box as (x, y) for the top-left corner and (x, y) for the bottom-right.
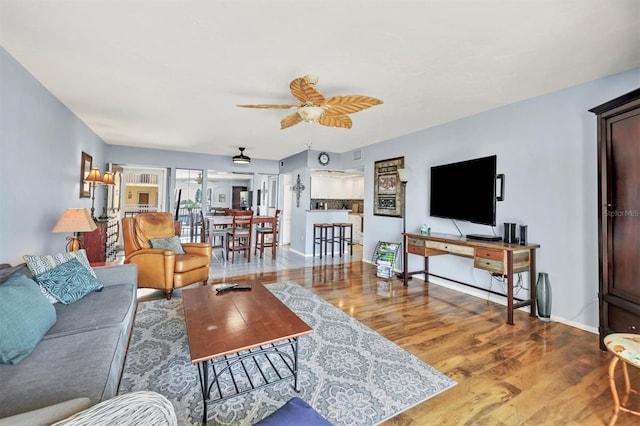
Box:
(0, 263), (138, 423)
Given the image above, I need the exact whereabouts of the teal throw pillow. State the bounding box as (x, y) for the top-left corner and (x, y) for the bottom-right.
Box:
(23, 249), (97, 304)
(34, 258), (103, 305)
(0, 273), (57, 364)
(150, 236), (185, 254)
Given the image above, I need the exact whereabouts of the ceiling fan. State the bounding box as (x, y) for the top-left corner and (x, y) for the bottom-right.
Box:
(236, 75), (383, 129)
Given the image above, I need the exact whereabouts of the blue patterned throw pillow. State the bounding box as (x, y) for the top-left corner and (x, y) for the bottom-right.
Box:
(150, 236), (185, 254)
(0, 273), (56, 364)
(34, 258), (103, 305)
(23, 249), (97, 304)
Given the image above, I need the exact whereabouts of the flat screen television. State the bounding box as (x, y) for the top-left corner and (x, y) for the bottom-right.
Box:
(430, 155), (497, 226)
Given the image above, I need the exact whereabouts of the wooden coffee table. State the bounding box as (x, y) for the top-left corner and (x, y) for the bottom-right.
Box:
(182, 280), (313, 425)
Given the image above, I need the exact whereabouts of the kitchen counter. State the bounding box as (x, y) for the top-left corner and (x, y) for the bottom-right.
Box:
(294, 209), (350, 256)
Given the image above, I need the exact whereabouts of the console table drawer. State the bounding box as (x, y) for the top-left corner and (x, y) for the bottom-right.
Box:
(407, 244), (425, 255)
(425, 241), (474, 257)
(407, 238), (425, 247)
(475, 248), (505, 262)
(474, 248), (506, 273)
(474, 257), (504, 273)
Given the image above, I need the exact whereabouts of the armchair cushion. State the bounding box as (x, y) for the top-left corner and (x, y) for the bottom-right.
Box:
(150, 236), (185, 254)
(174, 253), (210, 273)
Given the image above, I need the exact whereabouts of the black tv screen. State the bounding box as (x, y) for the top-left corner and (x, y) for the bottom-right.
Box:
(430, 155), (497, 226)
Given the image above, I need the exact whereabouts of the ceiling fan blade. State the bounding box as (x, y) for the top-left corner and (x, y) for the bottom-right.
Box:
(319, 113), (352, 129)
(322, 95), (383, 115)
(290, 77), (325, 105)
(236, 104), (298, 109)
(280, 112), (303, 129)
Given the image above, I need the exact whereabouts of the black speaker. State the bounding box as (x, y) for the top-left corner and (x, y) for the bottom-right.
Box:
(519, 225), (528, 245)
(503, 223), (517, 244)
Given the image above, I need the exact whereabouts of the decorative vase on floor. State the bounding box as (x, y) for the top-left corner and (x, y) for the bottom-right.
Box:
(536, 272), (552, 321)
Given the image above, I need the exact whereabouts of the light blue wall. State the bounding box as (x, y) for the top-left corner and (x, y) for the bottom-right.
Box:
(0, 47), (107, 264)
(360, 68), (640, 331)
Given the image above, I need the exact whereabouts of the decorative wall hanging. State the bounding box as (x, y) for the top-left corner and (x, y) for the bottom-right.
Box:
(79, 151), (92, 198)
(292, 174), (306, 208)
(373, 156), (404, 217)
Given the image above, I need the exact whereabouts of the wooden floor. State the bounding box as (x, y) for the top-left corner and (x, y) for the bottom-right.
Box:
(146, 261), (640, 425)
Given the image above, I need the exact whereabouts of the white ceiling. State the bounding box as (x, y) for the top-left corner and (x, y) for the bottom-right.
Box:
(1, 0), (639, 161)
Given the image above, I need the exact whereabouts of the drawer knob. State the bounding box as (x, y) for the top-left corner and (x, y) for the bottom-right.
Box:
(630, 325), (637, 331)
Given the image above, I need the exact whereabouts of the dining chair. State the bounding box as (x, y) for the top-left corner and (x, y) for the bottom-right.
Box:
(255, 209), (280, 259)
(208, 211), (231, 261)
(226, 209), (254, 262)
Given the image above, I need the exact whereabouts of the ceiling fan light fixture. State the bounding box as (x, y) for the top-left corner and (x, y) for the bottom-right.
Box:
(303, 74), (319, 85)
(297, 105), (324, 123)
(232, 147), (251, 164)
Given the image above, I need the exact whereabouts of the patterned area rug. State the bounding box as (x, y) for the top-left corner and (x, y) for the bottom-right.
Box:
(119, 282), (456, 425)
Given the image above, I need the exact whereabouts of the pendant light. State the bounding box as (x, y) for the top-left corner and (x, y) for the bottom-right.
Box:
(232, 147), (251, 164)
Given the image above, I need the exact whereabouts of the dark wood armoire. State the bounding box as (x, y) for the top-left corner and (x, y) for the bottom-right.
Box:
(590, 88), (640, 350)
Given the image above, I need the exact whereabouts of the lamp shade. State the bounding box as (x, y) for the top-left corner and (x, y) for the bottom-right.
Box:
(102, 171), (115, 185)
(397, 167), (410, 183)
(84, 166), (103, 183)
(233, 147), (251, 164)
(52, 208), (97, 233)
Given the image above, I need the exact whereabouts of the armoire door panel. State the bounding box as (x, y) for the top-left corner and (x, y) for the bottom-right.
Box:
(608, 111), (640, 304)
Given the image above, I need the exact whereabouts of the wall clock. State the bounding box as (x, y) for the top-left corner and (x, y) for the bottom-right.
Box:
(318, 152), (330, 166)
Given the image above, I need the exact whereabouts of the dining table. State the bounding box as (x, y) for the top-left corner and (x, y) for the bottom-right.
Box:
(207, 214), (278, 259)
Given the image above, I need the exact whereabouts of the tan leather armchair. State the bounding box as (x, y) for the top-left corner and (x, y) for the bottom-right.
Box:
(121, 212), (212, 299)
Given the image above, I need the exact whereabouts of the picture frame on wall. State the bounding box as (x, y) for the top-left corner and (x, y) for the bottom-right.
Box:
(80, 151), (92, 198)
(373, 156), (404, 217)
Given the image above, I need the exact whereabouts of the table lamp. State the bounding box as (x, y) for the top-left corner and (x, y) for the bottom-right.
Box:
(52, 208), (97, 252)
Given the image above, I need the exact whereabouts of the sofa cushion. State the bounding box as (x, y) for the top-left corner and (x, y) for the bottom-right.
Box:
(34, 258), (103, 305)
(150, 236), (185, 254)
(0, 398), (91, 426)
(0, 327), (126, 418)
(24, 249), (97, 303)
(0, 274), (56, 364)
(45, 283), (136, 339)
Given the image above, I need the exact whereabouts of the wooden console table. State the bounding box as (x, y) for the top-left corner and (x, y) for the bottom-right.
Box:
(403, 232), (541, 325)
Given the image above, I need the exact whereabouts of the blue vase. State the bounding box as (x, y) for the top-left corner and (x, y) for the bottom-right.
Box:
(536, 272), (552, 321)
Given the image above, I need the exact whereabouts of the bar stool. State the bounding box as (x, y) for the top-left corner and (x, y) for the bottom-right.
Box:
(313, 223), (333, 259)
(604, 333), (640, 425)
(332, 222), (353, 257)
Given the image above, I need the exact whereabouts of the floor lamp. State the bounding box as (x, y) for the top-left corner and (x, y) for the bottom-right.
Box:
(396, 168), (411, 280)
(84, 166), (103, 220)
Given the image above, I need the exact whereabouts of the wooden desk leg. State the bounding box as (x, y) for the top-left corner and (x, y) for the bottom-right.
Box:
(507, 251), (514, 325)
(530, 248), (537, 318)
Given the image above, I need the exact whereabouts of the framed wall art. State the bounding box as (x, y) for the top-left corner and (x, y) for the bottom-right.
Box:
(79, 151), (92, 198)
(373, 156), (404, 217)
